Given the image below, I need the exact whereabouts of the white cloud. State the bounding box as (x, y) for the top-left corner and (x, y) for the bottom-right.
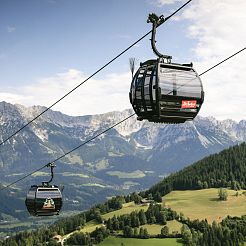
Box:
(0, 92), (32, 104)
(178, 0), (246, 121)
(7, 26), (16, 33)
(154, 0), (185, 6)
(0, 69), (132, 116)
(114, 34), (131, 40)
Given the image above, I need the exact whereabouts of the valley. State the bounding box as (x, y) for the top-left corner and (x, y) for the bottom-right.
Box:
(0, 103), (246, 245)
(1, 102), (246, 225)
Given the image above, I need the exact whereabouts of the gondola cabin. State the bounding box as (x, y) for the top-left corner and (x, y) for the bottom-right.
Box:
(129, 13), (204, 124)
(130, 59), (204, 123)
(25, 185), (62, 216)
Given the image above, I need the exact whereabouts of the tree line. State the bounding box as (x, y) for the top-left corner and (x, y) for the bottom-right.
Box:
(180, 215), (246, 245)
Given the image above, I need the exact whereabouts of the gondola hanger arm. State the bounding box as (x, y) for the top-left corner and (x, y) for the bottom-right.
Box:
(147, 13), (172, 62)
(42, 163), (56, 186)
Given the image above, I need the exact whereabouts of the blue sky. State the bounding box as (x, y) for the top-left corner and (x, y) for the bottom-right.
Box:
(0, 0), (192, 84)
(0, 0), (246, 121)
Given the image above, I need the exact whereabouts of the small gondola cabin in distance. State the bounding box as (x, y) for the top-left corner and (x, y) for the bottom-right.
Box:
(25, 185), (62, 216)
(129, 13), (204, 124)
(25, 163), (63, 216)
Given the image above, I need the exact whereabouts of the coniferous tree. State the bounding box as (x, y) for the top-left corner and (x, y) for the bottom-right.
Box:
(133, 227), (138, 237)
(123, 226), (133, 238)
(143, 228), (149, 239)
(138, 209), (147, 225)
(153, 191), (162, 202)
(160, 226), (169, 237)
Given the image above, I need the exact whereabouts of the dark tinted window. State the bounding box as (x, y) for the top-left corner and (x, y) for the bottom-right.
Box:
(159, 67), (202, 98)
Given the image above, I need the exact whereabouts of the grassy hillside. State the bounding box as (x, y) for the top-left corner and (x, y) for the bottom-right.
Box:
(63, 202), (148, 238)
(98, 237), (182, 246)
(102, 202), (148, 220)
(142, 220), (182, 235)
(164, 188), (246, 223)
(61, 187), (246, 243)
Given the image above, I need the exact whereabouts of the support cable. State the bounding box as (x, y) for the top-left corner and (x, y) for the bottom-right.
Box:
(0, 113), (135, 191)
(0, 0), (192, 148)
(166, 47), (246, 96)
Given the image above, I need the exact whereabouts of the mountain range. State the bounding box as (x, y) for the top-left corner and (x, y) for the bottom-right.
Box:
(0, 101), (246, 217)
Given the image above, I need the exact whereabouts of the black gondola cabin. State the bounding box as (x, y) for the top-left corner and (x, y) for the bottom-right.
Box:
(130, 60), (204, 123)
(25, 185), (62, 216)
(25, 163), (62, 216)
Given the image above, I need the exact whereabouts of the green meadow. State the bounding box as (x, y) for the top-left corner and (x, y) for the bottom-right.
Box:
(164, 188), (246, 223)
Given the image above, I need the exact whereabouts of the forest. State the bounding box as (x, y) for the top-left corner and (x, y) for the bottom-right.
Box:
(144, 143), (246, 197)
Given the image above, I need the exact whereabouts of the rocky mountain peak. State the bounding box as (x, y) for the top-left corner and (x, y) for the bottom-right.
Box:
(0, 101), (245, 175)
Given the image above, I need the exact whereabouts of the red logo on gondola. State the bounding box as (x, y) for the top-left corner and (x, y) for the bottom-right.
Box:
(182, 100), (197, 108)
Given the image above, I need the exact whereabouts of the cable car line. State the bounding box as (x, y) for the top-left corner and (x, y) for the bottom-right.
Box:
(0, 47), (245, 193)
(199, 47), (246, 77)
(0, 113), (136, 192)
(0, 164), (49, 192)
(51, 114), (136, 163)
(0, 0), (192, 149)
(165, 47), (246, 96)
